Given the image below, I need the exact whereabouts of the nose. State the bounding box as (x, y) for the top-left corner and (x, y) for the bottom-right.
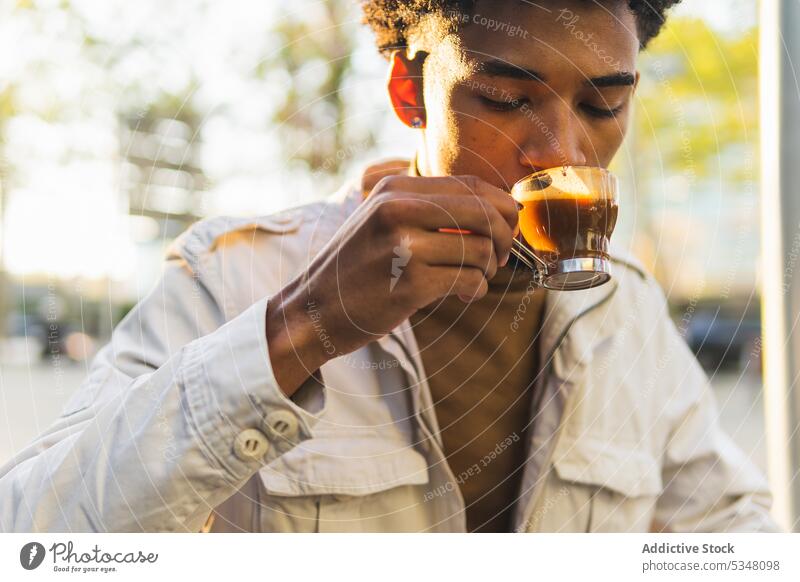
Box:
(517, 103), (587, 172)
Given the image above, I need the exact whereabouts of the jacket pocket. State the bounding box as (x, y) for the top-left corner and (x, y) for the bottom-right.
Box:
(528, 438), (662, 532)
(256, 428), (431, 532)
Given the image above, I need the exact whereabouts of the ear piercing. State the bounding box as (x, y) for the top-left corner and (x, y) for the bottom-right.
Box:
(411, 116), (424, 128)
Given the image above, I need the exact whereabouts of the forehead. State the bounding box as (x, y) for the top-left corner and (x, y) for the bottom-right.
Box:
(438, 0), (639, 81)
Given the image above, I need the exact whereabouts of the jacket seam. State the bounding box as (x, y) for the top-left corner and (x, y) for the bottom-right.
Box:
(546, 280), (620, 378)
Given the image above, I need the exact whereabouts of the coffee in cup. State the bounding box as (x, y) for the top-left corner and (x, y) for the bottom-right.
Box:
(510, 165), (619, 290)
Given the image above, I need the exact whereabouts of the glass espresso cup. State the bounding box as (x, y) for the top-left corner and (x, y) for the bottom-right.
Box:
(510, 166), (619, 291)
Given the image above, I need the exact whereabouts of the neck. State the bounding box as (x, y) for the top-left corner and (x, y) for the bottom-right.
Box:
(415, 132), (433, 176)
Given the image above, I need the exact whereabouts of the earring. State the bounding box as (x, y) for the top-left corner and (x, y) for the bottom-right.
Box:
(410, 116), (424, 129)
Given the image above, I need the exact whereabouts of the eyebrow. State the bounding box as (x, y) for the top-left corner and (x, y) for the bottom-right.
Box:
(473, 58), (635, 88)
(474, 59), (546, 82)
(586, 72), (636, 88)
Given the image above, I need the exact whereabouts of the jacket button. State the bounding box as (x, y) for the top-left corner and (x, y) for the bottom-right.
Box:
(233, 428), (270, 462)
(263, 410), (299, 442)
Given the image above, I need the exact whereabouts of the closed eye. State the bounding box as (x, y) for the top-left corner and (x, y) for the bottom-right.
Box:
(479, 95), (526, 112)
(581, 102), (626, 119)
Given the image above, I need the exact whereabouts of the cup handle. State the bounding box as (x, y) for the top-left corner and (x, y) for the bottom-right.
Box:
(511, 238), (550, 272)
(437, 229), (548, 286)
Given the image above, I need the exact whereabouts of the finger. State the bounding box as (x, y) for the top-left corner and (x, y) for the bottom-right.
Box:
(373, 174), (519, 230)
(441, 175), (519, 231)
(421, 196), (512, 267)
(432, 265), (489, 303)
(384, 194), (512, 240)
(414, 230), (498, 279)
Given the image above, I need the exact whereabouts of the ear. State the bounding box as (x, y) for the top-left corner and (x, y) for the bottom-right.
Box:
(387, 49), (427, 129)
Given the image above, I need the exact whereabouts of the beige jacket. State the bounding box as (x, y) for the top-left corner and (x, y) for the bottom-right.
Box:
(0, 159), (781, 533)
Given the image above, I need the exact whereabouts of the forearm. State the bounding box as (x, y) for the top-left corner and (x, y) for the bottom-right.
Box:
(266, 282), (331, 398)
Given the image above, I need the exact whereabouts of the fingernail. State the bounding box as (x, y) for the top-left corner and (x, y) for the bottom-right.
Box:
(515, 201), (524, 211)
(500, 252), (509, 267)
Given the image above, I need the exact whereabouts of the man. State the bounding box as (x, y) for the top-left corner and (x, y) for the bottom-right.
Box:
(0, 0), (780, 532)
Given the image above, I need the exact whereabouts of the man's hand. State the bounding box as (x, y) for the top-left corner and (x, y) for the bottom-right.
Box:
(266, 174), (519, 396)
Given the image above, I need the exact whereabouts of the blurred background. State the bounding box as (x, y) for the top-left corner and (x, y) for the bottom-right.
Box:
(0, 0), (766, 480)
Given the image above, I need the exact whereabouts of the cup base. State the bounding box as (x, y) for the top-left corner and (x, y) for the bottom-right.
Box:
(540, 257), (611, 290)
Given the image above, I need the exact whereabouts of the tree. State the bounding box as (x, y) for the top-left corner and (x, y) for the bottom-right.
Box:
(627, 18), (759, 297)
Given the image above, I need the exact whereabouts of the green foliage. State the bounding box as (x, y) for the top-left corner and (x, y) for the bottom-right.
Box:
(264, 1), (376, 178)
(635, 18), (758, 184)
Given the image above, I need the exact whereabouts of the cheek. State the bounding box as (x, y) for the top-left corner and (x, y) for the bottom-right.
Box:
(584, 114), (629, 166)
(421, 86), (461, 166)
(434, 92), (518, 174)
(458, 120), (517, 174)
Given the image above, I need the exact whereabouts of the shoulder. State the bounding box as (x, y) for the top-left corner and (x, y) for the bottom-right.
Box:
(603, 243), (702, 388)
(165, 209), (306, 269)
(165, 182), (360, 273)
(608, 241), (668, 309)
(593, 241), (674, 342)
(608, 241), (648, 282)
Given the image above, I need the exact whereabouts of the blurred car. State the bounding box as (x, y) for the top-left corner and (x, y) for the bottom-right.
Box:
(676, 298), (762, 374)
(4, 312), (77, 362)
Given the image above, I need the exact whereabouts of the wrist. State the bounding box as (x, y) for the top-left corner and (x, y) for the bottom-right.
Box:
(265, 289), (329, 398)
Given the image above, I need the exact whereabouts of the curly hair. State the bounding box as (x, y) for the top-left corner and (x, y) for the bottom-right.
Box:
(361, 0), (683, 58)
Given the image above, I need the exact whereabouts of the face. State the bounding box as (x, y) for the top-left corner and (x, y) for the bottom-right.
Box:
(387, 0), (640, 191)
